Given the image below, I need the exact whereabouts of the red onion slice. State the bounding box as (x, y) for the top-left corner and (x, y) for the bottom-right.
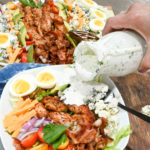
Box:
(17, 128), (38, 141)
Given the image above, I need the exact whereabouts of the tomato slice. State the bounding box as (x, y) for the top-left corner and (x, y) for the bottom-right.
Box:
(63, 142), (73, 150)
(37, 126), (45, 143)
(18, 48), (26, 57)
(49, 1), (54, 7)
(48, 145), (54, 150)
(26, 41), (35, 46)
(26, 33), (32, 41)
(52, 6), (59, 14)
(21, 132), (38, 148)
(21, 52), (28, 63)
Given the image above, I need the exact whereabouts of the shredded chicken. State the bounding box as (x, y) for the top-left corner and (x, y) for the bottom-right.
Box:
(19, 1), (74, 64)
(34, 95), (113, 149)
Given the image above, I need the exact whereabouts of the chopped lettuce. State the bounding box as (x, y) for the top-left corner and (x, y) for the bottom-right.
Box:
(104, 125), (132, 150)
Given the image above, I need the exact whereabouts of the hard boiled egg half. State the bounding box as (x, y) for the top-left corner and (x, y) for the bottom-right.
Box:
(0, 32), (17, 48)
(76, 0), (97, 9)
(9, 75), (37, 97)
(35, 70), (58, 89)
(90, 8), (106, 20)
(89, 19), (105, 32)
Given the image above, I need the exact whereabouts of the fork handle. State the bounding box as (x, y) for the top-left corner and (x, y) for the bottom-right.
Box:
(118, 102), (150, 123)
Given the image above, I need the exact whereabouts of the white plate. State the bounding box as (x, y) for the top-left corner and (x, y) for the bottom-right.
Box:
(0, 65), (130, 150)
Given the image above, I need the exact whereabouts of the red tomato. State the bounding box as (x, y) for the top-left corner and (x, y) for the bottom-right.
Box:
(49, 1), (54, 7)
(18, 48), (26, 57)
(67, 16), (73, 23)
(21, 132), (38, 148)
(26, 33), (32, 41)
(21, 52), (28, 63)
(37, 126), (45, 143)
(48, 145), (54, 150)
(52, 6), (59, 14)
(26, 41), (35, 46)
(63, 142), (73, 150)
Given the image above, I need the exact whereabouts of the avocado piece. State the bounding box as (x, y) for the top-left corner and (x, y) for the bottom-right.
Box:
(59, 84), (70, 92)
(64, 21), (72, 31)
(18, 21), (24, 28)
(19, 25), (27, 47)
(59, 10), (67, 20)
(18, 21), (29, 39)
(27, 45), (34, 63)
(66, 33), (77, 48)
(55, 2), (64, 10)
(13, 13), (23, 25)
(11, 8), (20, 16)
(49, 86), (59, 95)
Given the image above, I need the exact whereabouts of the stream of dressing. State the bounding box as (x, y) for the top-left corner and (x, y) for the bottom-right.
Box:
(74, 31), (147, 81)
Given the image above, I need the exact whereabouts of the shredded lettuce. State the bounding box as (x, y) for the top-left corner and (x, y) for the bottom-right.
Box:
(104, 125), (132, 150)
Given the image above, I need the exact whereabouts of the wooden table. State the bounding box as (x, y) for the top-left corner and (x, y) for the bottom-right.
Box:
(112, 72), (150, 150)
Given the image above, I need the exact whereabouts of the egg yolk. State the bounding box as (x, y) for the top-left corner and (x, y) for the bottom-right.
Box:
(85, 0), (94, 5)
(94, 20), (104, 27)
(37, 72), (55, 83)
(12, 79), (30, 94)
(0, 34), (8, 44)
(95, 11), (104, 18)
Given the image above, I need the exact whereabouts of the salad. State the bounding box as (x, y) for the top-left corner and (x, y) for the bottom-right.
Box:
(0, 0), (114, 65)
(2, 66), (131, 150)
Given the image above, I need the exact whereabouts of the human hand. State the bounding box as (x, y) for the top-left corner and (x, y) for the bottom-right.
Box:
(102, 3), (150, 72)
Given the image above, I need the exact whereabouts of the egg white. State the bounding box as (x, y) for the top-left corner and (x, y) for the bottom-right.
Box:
(89, 19), (105, 32)
(0, 32), (18, 49)
(76, 0), (97, 9)
(90, 8), (106, 20)
(35, 69), (59, 89)
(9, 75), (37, 97)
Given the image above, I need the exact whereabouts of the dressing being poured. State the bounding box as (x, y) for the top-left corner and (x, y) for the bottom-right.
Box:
(74, 31), (147, 81)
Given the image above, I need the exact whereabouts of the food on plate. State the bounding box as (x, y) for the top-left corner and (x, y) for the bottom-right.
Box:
(2, 67), (131, 150)
(9, 74), (37, 97)
(0, 0), (114, 65)
(35, 70), (58, 89)
(142, 105), (150, 117)
(58, 0), (114, 37)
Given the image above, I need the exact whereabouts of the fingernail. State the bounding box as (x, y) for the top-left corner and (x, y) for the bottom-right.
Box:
(138, 69), (147, 73)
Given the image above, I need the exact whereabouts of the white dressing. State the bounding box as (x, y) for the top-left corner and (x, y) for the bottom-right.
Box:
(74, 31), (147, 81)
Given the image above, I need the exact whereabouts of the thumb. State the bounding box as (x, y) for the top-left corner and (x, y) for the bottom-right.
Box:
(102, 13), (128, 36)
(139, 41), (150, 72)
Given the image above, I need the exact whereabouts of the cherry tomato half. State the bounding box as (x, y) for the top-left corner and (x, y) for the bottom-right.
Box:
(52, 6), (59, 14)
(21, 132), (38, 148)
(18, 48), (26, 57)
(21, 52), (28, 63)
(48, 145), (54, 150)
(26, 33), (32, 41)
(37, 126), (45, 143)
(26, 41), (35, 46)
(49, 1), (54, 7)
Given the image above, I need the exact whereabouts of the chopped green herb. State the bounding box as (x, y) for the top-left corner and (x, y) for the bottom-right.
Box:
(43, 123), (68, 145)
(37, 1), (43, 8)
(99, 61), (104, 65)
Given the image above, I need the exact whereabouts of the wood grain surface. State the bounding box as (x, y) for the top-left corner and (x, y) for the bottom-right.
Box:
(112, 72), (150, 150)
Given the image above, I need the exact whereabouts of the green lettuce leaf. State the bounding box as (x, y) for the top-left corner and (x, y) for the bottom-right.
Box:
(104, 125), (132, 150)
